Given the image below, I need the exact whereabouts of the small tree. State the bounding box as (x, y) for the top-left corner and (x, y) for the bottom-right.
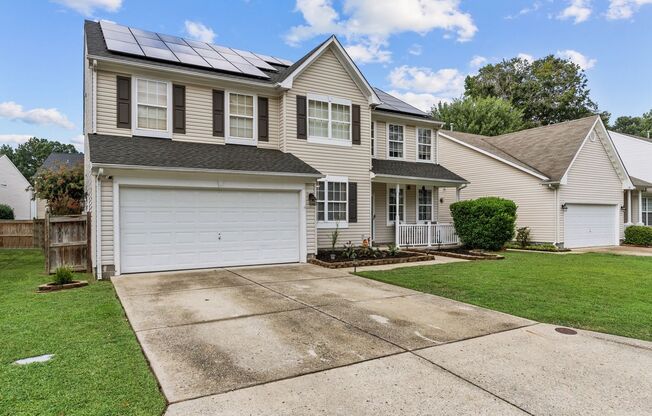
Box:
(450, 197), (517, 250)
(0, 204), (15, 220)
(432, 96), (525, 136)
(33, 164), (85, 215)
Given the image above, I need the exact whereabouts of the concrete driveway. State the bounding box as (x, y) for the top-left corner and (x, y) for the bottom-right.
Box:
(112, 264), (652, 415)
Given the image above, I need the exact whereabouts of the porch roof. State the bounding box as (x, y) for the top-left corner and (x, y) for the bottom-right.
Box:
(631, 176), (652, 190)
(371, 159), (468, 185)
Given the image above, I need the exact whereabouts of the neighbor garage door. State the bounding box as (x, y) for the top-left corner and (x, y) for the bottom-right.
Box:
(119, 187), (301, 273)
(564, 204), (618, 248)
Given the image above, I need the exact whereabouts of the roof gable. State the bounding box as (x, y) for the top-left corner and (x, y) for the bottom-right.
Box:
(0, 154), (30, 187)
(609, 130), (652, 185)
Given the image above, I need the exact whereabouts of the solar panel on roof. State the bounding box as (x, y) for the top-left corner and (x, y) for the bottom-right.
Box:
(103, 29), (137, 43)
(130, 27), (159, 39)
(157, 33), (187, 45)
(253, 53), (284, 65)
(195, 47), (222, 59)
(276, 57), (293, 66)
(204, 57), (241, 73)
(135, 36), (166, 48)
(176, 53), (211, 68)
(232, 62), (269, 78)
(141, 45), (178, 61)
(242, 56), (277, 71)
(165, 42), (197, 55)
(105, 38), (144, 56)
(208, 44), (233, 54)
(184, 39), (212, 50)
(100, 21), (131, 33)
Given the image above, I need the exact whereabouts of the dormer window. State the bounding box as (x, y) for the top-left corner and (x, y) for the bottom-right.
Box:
(133, 77), (172, 138)
(307, 94), (352, 146)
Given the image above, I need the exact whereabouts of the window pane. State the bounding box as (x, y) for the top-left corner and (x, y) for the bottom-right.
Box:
(388, 124), (404, 158)
(309, 119), (329, 138)
(418, 189), (432, 221)
(332, 122), (350, 140)
(308, 100), (328, 119)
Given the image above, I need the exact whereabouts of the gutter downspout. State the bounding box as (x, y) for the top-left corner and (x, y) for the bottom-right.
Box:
(94, 168), (103, 279)
(554, 186), (560, 246)
(91, 59), (97, 134)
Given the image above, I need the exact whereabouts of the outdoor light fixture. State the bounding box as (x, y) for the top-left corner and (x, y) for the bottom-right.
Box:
(308, 193), (316, 206)
(561, 203), (568, 210)
(421, 185), (426, 192)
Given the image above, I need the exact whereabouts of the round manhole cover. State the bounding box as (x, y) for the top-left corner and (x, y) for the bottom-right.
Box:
(555, 327), (577, 335)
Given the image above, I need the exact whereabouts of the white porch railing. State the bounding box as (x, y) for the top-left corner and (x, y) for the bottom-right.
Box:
(397, 222), (459, 247)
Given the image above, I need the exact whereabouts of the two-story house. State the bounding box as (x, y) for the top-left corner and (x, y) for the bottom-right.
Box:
(83, 20), (467, 278)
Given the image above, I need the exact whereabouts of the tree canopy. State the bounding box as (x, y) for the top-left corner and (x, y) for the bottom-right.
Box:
(611, 109), (652, 138)
(432, 96), (525, 136)
(0, 137), (78, 184)
(32, 163), (85, 215)
(464, 55), (605, 127)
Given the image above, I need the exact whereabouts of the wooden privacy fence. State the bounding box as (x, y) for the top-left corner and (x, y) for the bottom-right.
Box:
(45, 213), (91, 274)
(0, 220), (37, 248)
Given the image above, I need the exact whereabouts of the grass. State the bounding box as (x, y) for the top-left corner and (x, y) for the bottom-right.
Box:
(357, 251), (652, 341)
(0, 250), (166, 416)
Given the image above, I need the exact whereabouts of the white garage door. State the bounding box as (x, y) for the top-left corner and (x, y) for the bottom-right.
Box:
(119, 187), (301, 273)
(564, 204), (618, 248)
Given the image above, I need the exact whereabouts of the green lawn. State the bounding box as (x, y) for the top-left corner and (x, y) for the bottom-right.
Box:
(357, 252), (652, 341)
(0, 250), (166, 416)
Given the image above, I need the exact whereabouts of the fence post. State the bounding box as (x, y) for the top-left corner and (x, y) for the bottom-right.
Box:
(44, 212), (50, 274)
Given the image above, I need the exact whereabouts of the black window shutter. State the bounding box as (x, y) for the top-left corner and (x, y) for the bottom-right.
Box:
(212, 90), (225, 137)
(352, 104), (361, 145)
(258, 96), (269, 142)
(297, 95), (307, 140)
(173, 84), (186, 134)
(348, 182), (358, 223)
(116, 76), (131, 129)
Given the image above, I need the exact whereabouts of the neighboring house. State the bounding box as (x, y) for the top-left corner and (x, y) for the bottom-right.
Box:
(83, 20), (467, 277)
(35, 152), (85, 218)
(0, 154), (35, 219)
(438, 116), (633, 248)
(609, 131), (652, 226)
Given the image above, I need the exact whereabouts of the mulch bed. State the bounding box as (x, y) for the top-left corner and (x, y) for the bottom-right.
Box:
(310, 251), (435, 269)
(37, 280), (88, 292)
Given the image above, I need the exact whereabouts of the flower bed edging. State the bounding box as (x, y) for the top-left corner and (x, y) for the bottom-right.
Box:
(37, 280), (88, 292)
(309, 253), (435, 269)
(405, 248), (503, 260)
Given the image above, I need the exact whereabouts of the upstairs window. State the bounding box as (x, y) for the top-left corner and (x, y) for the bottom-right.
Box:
(388, 124), (404, 158)
(308, 94), (352, 146)
(317, 178), (348, 226)
(371, 121), (376, 156)
(418, 188), (433, 222)
(134, 78), (171, 138)
(227, 93), (255, 142)
(417, 128), (433, 161)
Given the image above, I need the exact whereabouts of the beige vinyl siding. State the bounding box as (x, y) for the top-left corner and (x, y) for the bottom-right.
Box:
(373, 183), (427, 243)
(96, 71), (130, 137)
(438, 135), (557, 243)
(100, 178), (114, 265)
(627, 190), (642, 224)
(284, 48), (372, 248)
(372, 117), (436, 163)
(559, 127), (625, 241)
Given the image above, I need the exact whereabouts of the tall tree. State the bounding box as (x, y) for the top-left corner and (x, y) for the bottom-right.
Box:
(0, 137), (78, 183)
(611, 110), (652, 138)
(432, 96), (525, 136)
(465, 55), (603, 126)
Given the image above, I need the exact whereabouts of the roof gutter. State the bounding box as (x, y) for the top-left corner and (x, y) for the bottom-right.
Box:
(90, 162), (323, 179)
(372, 173), (468, 185)
(372, 110), (444, 126)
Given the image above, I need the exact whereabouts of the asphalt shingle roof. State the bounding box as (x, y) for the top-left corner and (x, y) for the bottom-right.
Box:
(88, 134), (321, 176)
(40, 152), (84, 170)
(371, 159), (467, 183)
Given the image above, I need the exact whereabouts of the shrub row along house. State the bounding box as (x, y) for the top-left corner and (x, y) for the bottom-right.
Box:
(82, 20), (640, 277)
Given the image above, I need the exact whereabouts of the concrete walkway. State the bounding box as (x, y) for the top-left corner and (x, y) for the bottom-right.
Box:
(574, 245), (652, 256)
(112, 264), (652, 415)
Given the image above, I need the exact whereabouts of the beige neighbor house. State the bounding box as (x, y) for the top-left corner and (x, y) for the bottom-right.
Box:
(610, 130), (652, 227)
(438, 116), (633, 248)
(82, 21), (467, 278)
(0, 154), (35, 219)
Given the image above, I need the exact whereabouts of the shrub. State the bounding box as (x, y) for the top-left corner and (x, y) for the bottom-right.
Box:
(450, 197), (517, 250)
(53, 265), (75, 285)
(330, 223), (340, 250)
(516, 227), (531, 248)
(387, 244), (400, 256)
(0, 204), (14, 220)
(624, 225), (652, 246)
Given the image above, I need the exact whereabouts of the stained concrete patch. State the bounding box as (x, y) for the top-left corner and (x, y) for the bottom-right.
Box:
(164, 352), (526, 416)
(319, 294), (534, 350)
(121, 284), (304, 331)
(13, 354), (54, 365)
(138, 308), (401, 402)
(265, 275), (417, 306)
(417, 324), (652, 415)
(112, 268), (250, 297)
(228, 263), (348, 283)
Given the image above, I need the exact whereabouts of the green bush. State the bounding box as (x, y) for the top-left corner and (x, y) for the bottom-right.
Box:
(0, 204), (14, 220)
(515, 227), (531, 247)
(624, 225), (652, 246)
(53, 265), (75, 285)
(450, 197), (517, 250)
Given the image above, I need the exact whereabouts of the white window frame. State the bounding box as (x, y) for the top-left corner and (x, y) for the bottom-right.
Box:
(132, 76), (173, 139)
(386, 184), (406, 226)
(316, 175), (349, 229)
(307, 93), (352, 147)
(387, 123), (406, 160)
(416, 127), (434, 163)
(643, 194), (652, 226)
(225, 90), (258, 146)
(371, 121), (377, 157)
(416, 186), (434, 223)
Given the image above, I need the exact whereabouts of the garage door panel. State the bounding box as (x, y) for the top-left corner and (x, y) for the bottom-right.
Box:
(120, 187), (301, 273)
(564, 204), (617, 248)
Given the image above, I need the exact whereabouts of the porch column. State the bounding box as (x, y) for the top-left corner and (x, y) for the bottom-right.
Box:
(395, 183), (400, 246)
(626, 190), (632, 225)
(638, 190), (644, 225)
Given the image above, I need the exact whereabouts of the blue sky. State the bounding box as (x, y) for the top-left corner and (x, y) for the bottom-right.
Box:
(1, 0), (651, 149)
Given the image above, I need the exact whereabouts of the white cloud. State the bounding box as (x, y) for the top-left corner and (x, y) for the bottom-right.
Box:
(505, 1), (542, 19)
(286, 0), (477, 63)
(184, 20), (216, 43)
(386, 91), (450, 113)
(557, 0), (592, 23)
(469, 55), (488, 68)
(389, 66), (465, 97)
(556, 49), (596, 69)
(0, 134), (32, 146)
(344, 39), (392, 64)
(517, 53), (535, 63)
(52, 0), (122, 16)
(0, 102), (75, 129)
(408, 44), (423, 56)
(607, 0), (652, 19)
